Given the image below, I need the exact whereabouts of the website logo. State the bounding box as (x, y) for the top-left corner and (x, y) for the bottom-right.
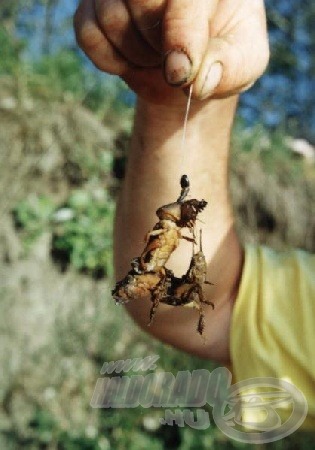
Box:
(91, 357), (308, 444)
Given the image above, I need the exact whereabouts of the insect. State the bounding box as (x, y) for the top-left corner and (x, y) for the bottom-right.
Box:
(139, 176), (207, 273)
(155, 175), (207, 231)
(111, 176), (214, 336)
(148, 230), (214, 336)
(112, 175), (206, 302)
(140, 219), (193, 273)
(112, 269), (162, 305)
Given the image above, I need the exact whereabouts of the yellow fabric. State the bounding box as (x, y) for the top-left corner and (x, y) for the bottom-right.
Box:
(230, 245), (315, 429)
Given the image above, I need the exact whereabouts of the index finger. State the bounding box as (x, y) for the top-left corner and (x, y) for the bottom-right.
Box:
(163, 0), (219, 85)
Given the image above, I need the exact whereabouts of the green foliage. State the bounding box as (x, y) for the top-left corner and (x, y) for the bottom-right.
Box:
(232, 120), (304, 177)
(52, 189), (114, 278)
(28, 409), (103, 449)
(0, 27), (131, 113)
(12, 194), (55, 250)
(4, 45), (132, 114)
(82, 76), (133, 114)
(33, 49), (86, 98)
(22, 386), (315, 450)
(13, 189), (114, 278)
(0, 27), (25, 74)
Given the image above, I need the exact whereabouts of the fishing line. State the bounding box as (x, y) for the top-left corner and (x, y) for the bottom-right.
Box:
(180, 83), (193, 158)
(178, 84), (193, 198)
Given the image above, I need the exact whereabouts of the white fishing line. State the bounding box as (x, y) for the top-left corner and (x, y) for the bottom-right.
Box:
(180, 84), (193, 156)
(179, 83), (193, 188)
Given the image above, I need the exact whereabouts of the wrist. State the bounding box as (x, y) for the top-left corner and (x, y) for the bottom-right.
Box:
(137, 94), (239, 129)
(124, 94), (239, 211)
(134, 95), (239, 161)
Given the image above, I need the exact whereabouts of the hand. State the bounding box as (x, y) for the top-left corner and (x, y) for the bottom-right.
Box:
(74, 0), (269, 105)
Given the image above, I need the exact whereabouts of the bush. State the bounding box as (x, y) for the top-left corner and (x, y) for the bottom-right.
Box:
(12, 194), (55, 251)
(0, 27), (25, 75)
(13, 189), (114, 279)
(51, 189), (114, 279)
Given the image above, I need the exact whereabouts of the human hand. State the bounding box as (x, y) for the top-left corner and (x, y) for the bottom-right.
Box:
(74, 0), (269, 105)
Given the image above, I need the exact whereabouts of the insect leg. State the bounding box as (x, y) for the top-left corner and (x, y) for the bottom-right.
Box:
(147, 270), (168, 326)
(140, 238), (162, 270)
(197, 282), (215, 309)
(144, 228), (165, 242)
(182, 235), (196, 244)
(148, 290), (160, 326)
(192, 298), (206, 336)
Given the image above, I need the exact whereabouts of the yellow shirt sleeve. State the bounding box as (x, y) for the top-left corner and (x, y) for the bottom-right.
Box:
(230, 245), (315, 429)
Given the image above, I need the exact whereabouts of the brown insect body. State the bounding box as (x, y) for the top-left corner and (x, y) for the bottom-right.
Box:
(112, 175), (214, 337)
(112, 271), (161, 305)
(151, 231), (214, 335)
(139, 191), (207, 272)
(185, 230), (211, 286)
(156, 199), (207, 229)
(140, 219), (182, 272)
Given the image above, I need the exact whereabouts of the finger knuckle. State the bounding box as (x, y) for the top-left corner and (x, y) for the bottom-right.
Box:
(163, 13), (187, 32)
(97, 0), (127, 32)
(77, 23), (103, 52)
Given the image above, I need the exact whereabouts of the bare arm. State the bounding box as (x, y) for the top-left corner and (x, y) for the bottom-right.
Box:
(115, 96), (241, 363)
(74, 0), (269, 364)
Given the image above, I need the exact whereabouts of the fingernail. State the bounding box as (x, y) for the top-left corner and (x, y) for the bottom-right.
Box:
(200, 62), (223, 98)
(164, 50), (192, 86)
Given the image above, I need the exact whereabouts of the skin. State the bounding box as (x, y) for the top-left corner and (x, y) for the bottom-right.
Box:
(74, 0), (270, 364)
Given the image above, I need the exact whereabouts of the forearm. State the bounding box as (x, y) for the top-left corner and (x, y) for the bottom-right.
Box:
(114, 96), (243, 362)
(74, 0), (269, 363)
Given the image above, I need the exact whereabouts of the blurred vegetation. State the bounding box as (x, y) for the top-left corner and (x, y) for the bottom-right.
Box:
(0, 1), (314, 450)
(12, 195), (55, 251)
(12, 189), (114, 278)
(51, 189), (114, 279)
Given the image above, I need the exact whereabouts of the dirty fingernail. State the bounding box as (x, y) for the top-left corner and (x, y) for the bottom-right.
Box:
(164, 51), (192, 86)
(200, 62), (223, 98)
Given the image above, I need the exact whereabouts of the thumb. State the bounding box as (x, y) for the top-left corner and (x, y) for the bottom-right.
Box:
(192, 19), (270, 99)
(163, 0), (218, 86)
